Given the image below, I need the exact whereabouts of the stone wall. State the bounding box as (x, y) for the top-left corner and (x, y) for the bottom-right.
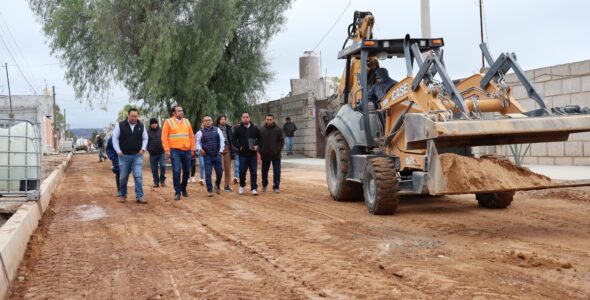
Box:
(487, 60), (590, 165)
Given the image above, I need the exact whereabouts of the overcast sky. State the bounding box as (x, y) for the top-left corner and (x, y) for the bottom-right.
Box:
(1, 0), (589, 128)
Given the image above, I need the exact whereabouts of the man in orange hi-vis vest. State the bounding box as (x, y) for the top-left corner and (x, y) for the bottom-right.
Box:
(161, 105), (196, 201)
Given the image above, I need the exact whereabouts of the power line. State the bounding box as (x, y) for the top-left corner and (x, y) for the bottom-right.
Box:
(311, 0), (353, 52)
(0, 13), (39, 94)
(0, 13), (39, 86)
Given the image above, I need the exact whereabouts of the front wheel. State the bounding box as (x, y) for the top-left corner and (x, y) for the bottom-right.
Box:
(363, 157), (400, 215)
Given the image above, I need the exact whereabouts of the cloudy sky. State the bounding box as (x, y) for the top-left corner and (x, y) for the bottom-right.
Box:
(1, 0), (589, 128)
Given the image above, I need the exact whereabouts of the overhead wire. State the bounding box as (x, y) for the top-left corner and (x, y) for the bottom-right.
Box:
(0, 12), (40, 88)
(0, 20), (38, 94)
(311, 0), (353, 52)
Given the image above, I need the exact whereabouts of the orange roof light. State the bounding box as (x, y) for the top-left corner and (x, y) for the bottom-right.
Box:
(363, 40), (376, 46)
(431, 39), (443, 45)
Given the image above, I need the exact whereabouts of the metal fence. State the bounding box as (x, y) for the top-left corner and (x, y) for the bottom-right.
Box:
(0, 118), (41, 200)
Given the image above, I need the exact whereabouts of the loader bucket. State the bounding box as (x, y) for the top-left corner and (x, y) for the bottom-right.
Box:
(407, 113), (590, 195)
(405, 113), (590, 150)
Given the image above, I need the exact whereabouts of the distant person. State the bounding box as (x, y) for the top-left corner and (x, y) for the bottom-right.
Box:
(216, 115), (234, 192)
(196, 115), (225, 197)
(105, 136), (120, 194)
(282, 117), (297, 155)
(112, 108), (148, 204)
(233, 112), (261, 195)
(366, 68), (397, 110)
(147, 118), (166, 187)
(96, 135), (107, 162)
(259, 114), (284, 193)
(161, 105), (195, 201)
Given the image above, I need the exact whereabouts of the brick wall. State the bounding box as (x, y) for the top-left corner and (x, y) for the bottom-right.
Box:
(489, 60), (590, 165)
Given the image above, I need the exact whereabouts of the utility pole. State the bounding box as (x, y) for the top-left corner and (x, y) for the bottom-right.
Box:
(479, 0), (485, 70)
(420, 0), (432, 38)
(52, 86), (56, 125)
(4, 63), (14, 118)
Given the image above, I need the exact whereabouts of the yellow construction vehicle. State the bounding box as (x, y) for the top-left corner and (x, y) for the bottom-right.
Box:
(323, 11), (590, 215)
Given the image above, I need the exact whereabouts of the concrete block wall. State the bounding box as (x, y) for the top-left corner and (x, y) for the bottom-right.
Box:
(256, 93), (323, 157)
(487, 60), (590, 165)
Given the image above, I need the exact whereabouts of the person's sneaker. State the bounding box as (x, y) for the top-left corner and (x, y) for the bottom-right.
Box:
(118, 196), (126, 203)
(274, 188), (280, 193)
(199, 179), (204, 186)
(215, 186), (221, 194)
(207, 191), (214, 197)
(251, 189), (258, 196)
(233, 177), (238, 184)
(160, 181), (166, 187)
(189, 176), (195, 183)
(262, 186), (267, 192)
(153, 182), (159, 188)
(224, 185), (233, 192)
(174, 194), (181, 201)
(239, 186), (245, 195)
(136, 198), (148, 204)
(182, 190), (189, 197)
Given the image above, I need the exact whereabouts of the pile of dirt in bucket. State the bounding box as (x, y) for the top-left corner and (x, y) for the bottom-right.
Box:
(439, 153), (552, 193)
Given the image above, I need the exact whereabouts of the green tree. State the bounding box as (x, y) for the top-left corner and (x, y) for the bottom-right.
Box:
(29, 0), (292, 125)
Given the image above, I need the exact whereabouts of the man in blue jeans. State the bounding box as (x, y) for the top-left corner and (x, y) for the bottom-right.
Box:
(259, 114), (284, 193)
(195, 115), (225, 197)
(112, 108), (148, 204)
(282, 117), (297, 155)
(161, 105), (196, 201)
(232, 112), (261, 196)
(147, 118), (166, 187)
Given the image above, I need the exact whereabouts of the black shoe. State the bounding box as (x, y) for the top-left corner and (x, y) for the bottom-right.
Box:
(174, 194), (181, 201)
(160, 181), (166, 187)
(153, 182), (159, 188)
(182, 190), (189, 197)
(223, 186), (232, 192)
(215, 185), (221, 194)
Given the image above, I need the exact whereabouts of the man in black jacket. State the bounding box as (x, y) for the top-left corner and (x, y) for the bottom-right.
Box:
(147, 118), (166, 187)
(232, 112), (261, 196)
(282, 117), (297, 155)
(259, 114), (284, 193)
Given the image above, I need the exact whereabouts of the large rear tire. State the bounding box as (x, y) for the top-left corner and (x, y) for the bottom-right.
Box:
(325, 131), (363, 201)
(476, 192), (514, 209)
(363, 157), (400, 215)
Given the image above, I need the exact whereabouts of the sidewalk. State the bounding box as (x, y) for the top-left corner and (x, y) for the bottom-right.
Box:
(281, 155), (590, 181)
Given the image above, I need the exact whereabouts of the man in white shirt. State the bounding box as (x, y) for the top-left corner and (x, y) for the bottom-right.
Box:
(112, 108), (149, 203)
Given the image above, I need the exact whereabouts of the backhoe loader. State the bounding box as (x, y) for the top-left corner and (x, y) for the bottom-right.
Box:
(323, 11), (590, 215)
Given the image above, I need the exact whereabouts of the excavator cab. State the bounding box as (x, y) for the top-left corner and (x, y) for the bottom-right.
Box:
(323, 11), (590, 215)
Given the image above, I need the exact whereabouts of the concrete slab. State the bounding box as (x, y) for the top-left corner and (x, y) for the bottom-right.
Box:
(0, 152), (71, 299)
(281, 156), (590, 181)
(524, 165), (590, 181)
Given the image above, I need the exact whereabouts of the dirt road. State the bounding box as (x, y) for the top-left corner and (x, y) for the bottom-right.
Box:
(9, 155), (590, 299)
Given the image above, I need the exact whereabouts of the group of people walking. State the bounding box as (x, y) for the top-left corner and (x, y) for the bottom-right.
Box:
(104, 106), (297, 204)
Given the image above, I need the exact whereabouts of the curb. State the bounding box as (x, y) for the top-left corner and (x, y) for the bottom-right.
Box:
(0, 153), (72, 299)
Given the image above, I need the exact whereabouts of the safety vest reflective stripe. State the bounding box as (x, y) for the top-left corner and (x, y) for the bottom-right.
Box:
(167, 118), (190, 129)
(169, 134), (189, 138)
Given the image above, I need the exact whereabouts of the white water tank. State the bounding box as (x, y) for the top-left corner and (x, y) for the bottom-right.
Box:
(299, 51), (320, 80)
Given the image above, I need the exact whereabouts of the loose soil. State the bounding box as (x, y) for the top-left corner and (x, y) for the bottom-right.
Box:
(40, 153), (68, 181)
(9, 155), (590, 299)
(440, 153), (553, 193)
